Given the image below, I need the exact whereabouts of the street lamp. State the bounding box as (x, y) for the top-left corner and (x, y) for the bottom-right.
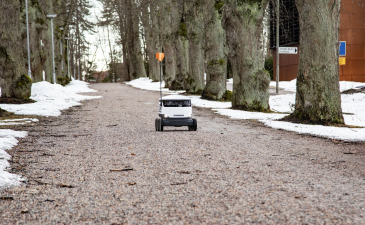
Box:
(47, 14), (57, 84)
(64, 37), (71, 79)
(25, 0), (32, 79)
(59, 27), (64, 72)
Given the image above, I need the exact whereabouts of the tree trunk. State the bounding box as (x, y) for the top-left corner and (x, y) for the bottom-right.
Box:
(141, 1), (161, 81)
(185, 0), (205, 94)
(128, 0), (147, 79)
(116, 0), (130, 81)
(170, 0), (189, 91)
(291, 0), (344, 124)
(161, 0), (176, 88)
(222, 0), (271, 111)
(171, 36), (189, 90)
(0, 0), (31, 99)
(201, 0), (227, 100)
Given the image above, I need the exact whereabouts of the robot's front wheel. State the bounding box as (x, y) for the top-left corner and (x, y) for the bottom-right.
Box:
(155, 118), (164, 132)
(188, 119), (197, 131)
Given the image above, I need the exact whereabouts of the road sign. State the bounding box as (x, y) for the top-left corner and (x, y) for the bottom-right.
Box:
(339, 41), (346, 56)
(156, 53), (164, 61)
(339, 57), (346, 65)
(279, 47), (298, 54)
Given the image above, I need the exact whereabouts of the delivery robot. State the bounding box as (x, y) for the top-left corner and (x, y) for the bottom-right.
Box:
(155, 95), (197, 131)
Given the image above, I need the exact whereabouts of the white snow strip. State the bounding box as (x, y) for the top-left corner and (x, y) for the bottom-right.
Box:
(261, 120), (365, 142)
(214, 109), (287, 120)
(0, 130), (27, 190)
(0, 118), (39, 126)
(125, 77), (185, 94)
(0, 80), (101, 117)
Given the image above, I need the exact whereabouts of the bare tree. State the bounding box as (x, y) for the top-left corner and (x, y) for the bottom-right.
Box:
(222, 0), (271, 111)
(0, 0), (31, 99)
(184, 0), (205, 94)
(141, 0), (161, 81)
(289, 0), (344, 124)
(170, 0), (189, 91)
(201, 0), (227, 100)
(160, 0), (176, 87)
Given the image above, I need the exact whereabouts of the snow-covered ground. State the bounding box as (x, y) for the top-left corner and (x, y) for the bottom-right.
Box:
(126, 78), (365, 142)
(0, 80), (101, 190)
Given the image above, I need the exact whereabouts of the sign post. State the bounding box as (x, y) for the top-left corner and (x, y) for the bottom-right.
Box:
(277, 47), (298, 94)
(339, 41), (346, 66)
(279, 47), (298, 54)
(156, 53), (165, 100)
(276, 0), (279, 94)
(47, 14), (57, 84)
(339, 41), (346, 56)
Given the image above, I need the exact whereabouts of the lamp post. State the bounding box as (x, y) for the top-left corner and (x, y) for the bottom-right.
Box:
(59, 27), (64, 72)
(47, 14), (57, 84)
(25, 0), (32, 79)
(65, 37), (71, 79)
(276, 0), (280, 94)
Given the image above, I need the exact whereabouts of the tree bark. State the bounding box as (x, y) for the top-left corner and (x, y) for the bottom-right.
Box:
(201, 0), (227, 100)
(115, 0), (130, 81)
(161, 0), (176, 88)
(222, 0), (271, 111)
(170, 0), (189, 91)
(0, 0), (31, 99)
(128, 0), (147, 79)
(185, 0), (205, 94)
(291, 0), (344, 124)
(141, 1), (161, 81)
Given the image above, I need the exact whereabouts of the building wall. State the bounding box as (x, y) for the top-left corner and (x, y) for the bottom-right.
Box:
(273, 44), (299, 81)
(340, 0), (365, 82)
(273, 0), (365, 82)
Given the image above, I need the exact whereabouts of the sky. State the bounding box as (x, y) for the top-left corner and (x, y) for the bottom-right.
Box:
(85, 0), (122, 72)
(0, 78), (364, 190)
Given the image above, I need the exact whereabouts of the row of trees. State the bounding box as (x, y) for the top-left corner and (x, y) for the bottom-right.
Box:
(0, 0), (95, 98)
(1, 0), (344, 125)
(100, 0), (343, 124)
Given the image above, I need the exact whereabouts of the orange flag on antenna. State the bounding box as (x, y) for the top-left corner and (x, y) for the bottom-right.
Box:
(156, 53), (165, 61)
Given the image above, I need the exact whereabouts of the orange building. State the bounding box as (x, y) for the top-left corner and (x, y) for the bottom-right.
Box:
(272, 0), (365, 82)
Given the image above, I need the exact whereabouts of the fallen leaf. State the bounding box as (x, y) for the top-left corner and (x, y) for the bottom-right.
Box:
(124, 182), (136, 186)
(131, 153), (135, 156)
(21, 210), (29, 214)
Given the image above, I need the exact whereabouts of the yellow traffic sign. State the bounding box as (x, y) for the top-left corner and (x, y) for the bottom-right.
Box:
(339, 57), (346, 65)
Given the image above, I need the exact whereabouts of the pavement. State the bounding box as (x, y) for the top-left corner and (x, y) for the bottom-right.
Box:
(0, 83), (364, 224)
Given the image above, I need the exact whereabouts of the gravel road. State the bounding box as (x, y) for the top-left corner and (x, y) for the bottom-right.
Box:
(1, 83), (365, 224)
